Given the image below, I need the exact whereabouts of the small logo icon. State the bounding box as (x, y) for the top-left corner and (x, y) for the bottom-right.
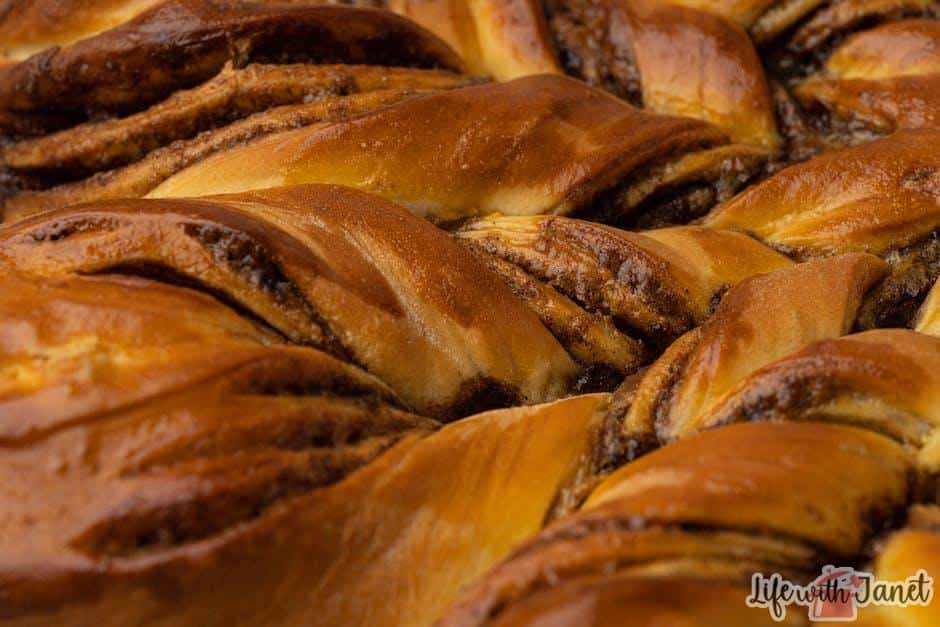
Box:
(746, 565), (933, 622)
(810, 566), (864, 621)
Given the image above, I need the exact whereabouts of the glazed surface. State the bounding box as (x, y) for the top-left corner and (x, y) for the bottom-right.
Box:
(1, 1), (940, 626)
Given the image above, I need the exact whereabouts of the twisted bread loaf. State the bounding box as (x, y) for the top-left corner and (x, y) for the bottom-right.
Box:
(5, 0), (939, 214)
(441, 254), (940, 626)
(1, 1), (940, 626)
(0, 184), (577, 419)
(0, 186), (607, 626)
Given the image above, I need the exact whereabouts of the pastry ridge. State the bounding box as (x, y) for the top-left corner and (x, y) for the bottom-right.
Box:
(1, 2), (940, 626)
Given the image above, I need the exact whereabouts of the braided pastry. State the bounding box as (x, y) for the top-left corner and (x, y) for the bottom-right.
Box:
(442, 420), (916, 626)
(1, 1), (940, 626)
(455, 216), (791, 387)
(3, 73), (767, 223)
(441, 255), (940, 626)
(0, 184), (577, 419)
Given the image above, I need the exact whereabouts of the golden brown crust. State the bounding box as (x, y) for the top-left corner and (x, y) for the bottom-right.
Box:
(0, 0), (560, 82)
(544, 0), (780, 148)
(623, 253), (886, 442)
(294, 394), (607, 627)
(3, 2), (940, 625)
(143, 75), (740, 221)
(441, 421), (912, 626)
(854, 506), (940, 626)
(760, 0), (935, 52)
(798, 74), (940, 132)
(0, 1), (463, 119)
(456, 216), (791, 386)
(701, 329), (940, 445)
(916, 275), (940, 336)
(705, 129), (940, 257)
(625, 0), (780, 148)
(0, 392), (606, 626)
(443, 535), (813, 627)
(750, 0), (826, 44)
(388, 0), (561, 79)
(487, 576), (802, 626)
(461, 249), (649, 390)
(1, 64), (477, 178)
(638, 225), (797, 311)
(0, 185), (577, 418)
(760, 6), (940, 162)
(826, 19), (940, 79)
(795, 19), (940, 133)
(590, 419), (909, 566)
(2, 89), (429, 220)
(4, 75), (759, 223)
(665, 0), (783, 29)
(441, 512), (819, 626)
(0, 265), (429, 462)
(0, 61), (481, 219)
(609, 143), (770, 229)
(0, 0), (165, 62)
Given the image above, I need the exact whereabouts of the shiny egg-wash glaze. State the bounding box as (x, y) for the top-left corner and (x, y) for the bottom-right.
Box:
(0, 1), (939, 626)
